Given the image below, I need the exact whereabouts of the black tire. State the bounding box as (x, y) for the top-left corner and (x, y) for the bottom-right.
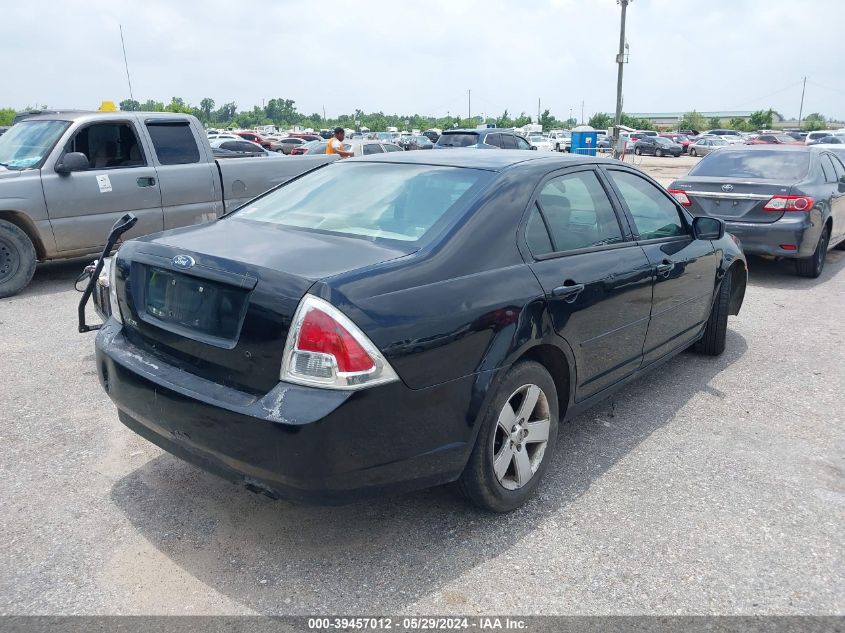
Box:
(0, 219), (37, 299)
(795, 225), (830, 278)
(458, 361), (559, 512)
(694, 269), (732, 356)
(835, 237), (845, 251)
(690, 149), (697, 157)
(555, 143), (560, 152)
(655, 149), (663, 157)
(634, 147), (642, 155)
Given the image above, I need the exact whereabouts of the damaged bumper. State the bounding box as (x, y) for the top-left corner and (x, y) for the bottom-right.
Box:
(94, 321), (474, 503)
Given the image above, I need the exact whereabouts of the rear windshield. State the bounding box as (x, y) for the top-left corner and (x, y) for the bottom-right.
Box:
(689, 150), (810, 180)
(437, 133), (479, 147)
(233, 163), (492, 242)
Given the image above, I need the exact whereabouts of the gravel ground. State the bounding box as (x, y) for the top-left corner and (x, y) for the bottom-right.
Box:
(1, 165), (843, 615)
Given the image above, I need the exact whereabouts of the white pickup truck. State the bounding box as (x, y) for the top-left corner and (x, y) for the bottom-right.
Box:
(0, 111), (336, 297)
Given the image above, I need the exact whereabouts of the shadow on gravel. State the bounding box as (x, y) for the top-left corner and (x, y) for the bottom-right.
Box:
(744, 250), (844, 291)
(110, 330), (747, 614)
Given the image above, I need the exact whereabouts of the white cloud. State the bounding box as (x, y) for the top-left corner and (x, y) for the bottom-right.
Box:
(3, 0), (844, 121)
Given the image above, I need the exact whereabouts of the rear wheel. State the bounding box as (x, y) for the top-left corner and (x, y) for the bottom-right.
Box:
(0, 219), (37, 299)
(795, 225), (830, 278)
(634, 147), (642, 155)
(555, 143), (561, 152)
(694, 270), (732, 356)
(690, 148), (698, 157)
(655, 149), (663, 157)
(458, 361), (559, 512)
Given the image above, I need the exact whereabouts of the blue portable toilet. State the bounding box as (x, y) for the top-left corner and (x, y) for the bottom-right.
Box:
(570, 126), (598, 156)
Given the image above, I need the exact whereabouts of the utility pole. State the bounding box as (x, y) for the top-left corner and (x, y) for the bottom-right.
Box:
(797, 76), (807, 128)
(613, 0), (631, 158)
(119, 25), (134, 103)
(468, 89), (471, 124)
(538, 97), (541, 125)
(581, 100), (585, 125)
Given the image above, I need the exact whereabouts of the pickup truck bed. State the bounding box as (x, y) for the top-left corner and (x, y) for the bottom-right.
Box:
(0, 111), (336, 297)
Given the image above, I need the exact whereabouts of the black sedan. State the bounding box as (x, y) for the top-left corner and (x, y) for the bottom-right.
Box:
(669, 145), (845, 278)
(634, 136), (683, 157)
(93, 151), (746, 512)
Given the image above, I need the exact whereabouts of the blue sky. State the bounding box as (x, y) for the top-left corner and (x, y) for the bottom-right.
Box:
(5, 0), (845, 121)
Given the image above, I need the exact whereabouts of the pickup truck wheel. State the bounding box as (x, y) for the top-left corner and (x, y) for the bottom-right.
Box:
(694, 270), (731, 356)
(458, 361), (559, 512)
(0, 219), (37, 299)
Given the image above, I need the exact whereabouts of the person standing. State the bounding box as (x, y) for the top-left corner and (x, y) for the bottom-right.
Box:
(326, 127), (354, 158)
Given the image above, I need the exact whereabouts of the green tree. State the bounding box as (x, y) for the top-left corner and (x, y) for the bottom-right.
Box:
(748, 109), (773, 130)
(119, 99), (140, 111)
(199, 98), (215, 122)
(496, 109), (512, 128)
(513, 113), (532, 127)
(708, 116), (722, 128)
(0, 108), (14, 125)
(803, 113), (826, 131)
(728, 117), (750, 131)
(679, 110), (706, 132)
(588, 112), (612, 130)
(539, 109), (557, 131)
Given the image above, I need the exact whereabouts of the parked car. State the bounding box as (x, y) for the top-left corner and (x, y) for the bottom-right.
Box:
(679, 128), (700, 138)
(659, 134), (691, 152)
(413, 135), (434, 150)
(635, 130), (658, 137)
(528, 135), (554, 151)
(209, 138), (272, 156)
(434, 129), (533, 150)
(745, 134), (801, 145)
(668, 145), (845, 277)
(375, 132), (394, 144)
(234, 131), (272, 149)
(0, 126), (8, 137)
(346, 140), (404, 156)
(808, 135), (845, 145)
(272, 137), (309, 154)
(423, 129), (441, 143)
(688, 137), (729, 157)
(702, 129), (745, 144)
(547, 130), (571, 152)
(290, 140), (330, 156)
(207, 133), (241, 142)
(804, 130), (843, 145)
(0, 112), (335, 297)
(90, 150), (746, 512)
(633, 136), (683, 157)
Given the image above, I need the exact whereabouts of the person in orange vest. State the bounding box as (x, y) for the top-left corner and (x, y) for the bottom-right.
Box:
(326, 127), (354, 158)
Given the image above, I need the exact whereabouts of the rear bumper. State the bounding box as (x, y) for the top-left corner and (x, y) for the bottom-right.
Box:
(95, 322), (481, 504)
(723, 214), (819, 258)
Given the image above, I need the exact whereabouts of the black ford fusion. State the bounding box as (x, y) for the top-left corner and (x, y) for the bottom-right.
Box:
(669, 145), (845, 278)
(93, 150), (747, 512)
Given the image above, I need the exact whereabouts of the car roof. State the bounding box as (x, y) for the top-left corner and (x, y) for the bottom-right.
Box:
(345, 148), (611, 171)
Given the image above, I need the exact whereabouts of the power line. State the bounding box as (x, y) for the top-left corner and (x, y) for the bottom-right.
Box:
(727, 78), (805, 110)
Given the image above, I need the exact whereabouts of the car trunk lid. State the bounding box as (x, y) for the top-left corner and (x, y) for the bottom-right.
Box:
(116, 218), (415, 394)
(671, 177), (794, 223)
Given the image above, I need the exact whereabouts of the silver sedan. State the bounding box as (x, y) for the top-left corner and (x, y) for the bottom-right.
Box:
(688, 137), (729, 157)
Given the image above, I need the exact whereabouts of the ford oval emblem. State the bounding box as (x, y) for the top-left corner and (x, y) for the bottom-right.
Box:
(172, 254), (195, 269)
(721, 184), (734, 192)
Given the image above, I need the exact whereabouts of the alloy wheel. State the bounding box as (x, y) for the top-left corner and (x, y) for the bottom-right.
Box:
(491, 384), (551, 490)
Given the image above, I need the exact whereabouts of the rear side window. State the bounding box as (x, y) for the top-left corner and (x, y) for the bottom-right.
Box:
(607, 170), (685, 240)
(485, 133), (503, 148)
(146, 123), (200, 165)
(689, 150), (810, 180)
(820, 155), (837, 183)
(437, 133), (478, 147)
(516, 136), (530, 150)
(529, 170), (624, 254)
(501, 135), (517, 150)
(362, 143), (384, 155)
(829, 154), (845, 180)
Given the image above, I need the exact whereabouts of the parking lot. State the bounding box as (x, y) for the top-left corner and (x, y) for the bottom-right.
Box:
(1, 152), (843, 615)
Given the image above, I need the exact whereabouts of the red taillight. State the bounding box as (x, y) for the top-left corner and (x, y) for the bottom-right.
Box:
(297, 307), (374, 373)
(668, 189), (691, 206)
(779, 244), (797, 250)
(763, 195), (814, 212)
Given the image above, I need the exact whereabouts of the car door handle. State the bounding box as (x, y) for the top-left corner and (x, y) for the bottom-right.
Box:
(137, 176), (156, 187)
(655, 260), (675, 277)
(552, 282), (585, 302)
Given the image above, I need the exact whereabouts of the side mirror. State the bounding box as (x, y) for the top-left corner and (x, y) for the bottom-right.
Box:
(692, 216), (725, 240)
(55, 152), (89, 175)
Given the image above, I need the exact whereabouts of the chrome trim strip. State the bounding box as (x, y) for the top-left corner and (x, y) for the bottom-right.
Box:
(685, 190), (771, 200)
